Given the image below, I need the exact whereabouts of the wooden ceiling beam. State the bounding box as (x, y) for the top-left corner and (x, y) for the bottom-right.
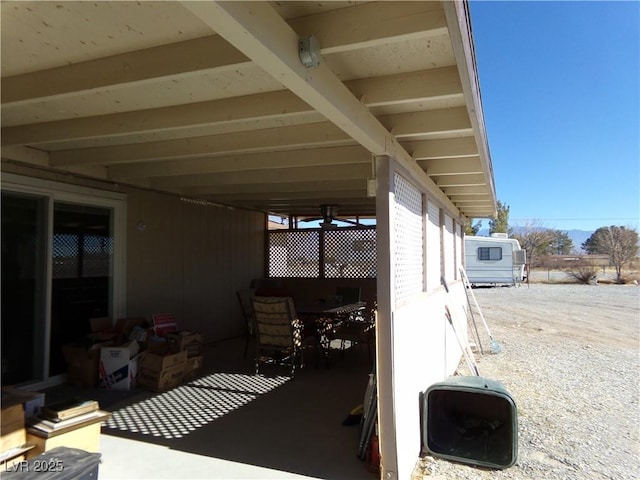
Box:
(420, 156), (482, 176)
(2, 2), (447, 106)
(181, 0), (461, 218)
(51, 109), (475, 168)
(183, 178), (367, 196)
(290, 1), (446, 55)
(405, 137), (478, 160)
(3, 67), (463, 146)
(108, 145), (372, 180)
(379, 107), (471, 139)
(152, 163), (372, 188)
(50, 122), (355, 167)
(433, 174), (486, 187)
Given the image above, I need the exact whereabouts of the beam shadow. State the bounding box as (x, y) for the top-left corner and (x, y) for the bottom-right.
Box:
(99, 337), (375, 479)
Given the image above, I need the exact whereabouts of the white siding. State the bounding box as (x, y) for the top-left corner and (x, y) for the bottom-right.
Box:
(126, 190), (264, 342)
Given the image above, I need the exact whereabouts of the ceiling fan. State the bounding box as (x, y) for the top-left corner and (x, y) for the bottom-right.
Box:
(301, 204), (360, 229)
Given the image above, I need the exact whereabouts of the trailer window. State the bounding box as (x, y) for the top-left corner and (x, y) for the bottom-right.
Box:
(478, 247), (502, 261)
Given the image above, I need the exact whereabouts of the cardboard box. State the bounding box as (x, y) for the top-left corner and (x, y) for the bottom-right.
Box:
(1, 387), (45, 420)
(165, 331), (202, 357)
(115, 317), (149, 339)
(152, 313), (177, 337)
(62, 341), (112, 388)
(137, 349), (187, 392)
(1, 403), (26, 452)
(184, 355), (204, 380)
(88, 317), (119, 342)
(139, 348), (187, 372)
(99, 344), (140, 390)
(138, 363), (185, 392)
(25, 412), (110, 458)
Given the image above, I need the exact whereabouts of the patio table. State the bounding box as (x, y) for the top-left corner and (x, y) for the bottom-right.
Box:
(296, 302), (368, 362)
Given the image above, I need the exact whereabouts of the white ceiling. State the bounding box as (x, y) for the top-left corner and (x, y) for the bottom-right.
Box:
(1, 0), (496, 220)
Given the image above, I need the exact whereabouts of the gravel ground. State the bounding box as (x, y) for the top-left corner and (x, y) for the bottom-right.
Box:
(413, 283), (640, 480)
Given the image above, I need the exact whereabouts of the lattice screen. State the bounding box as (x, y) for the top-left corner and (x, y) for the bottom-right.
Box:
(394, 173), (424, 302)
(324, 229), (376, 278)
(455, 222), (463, 279)
(83, 235), (113, 277)
(443, 214), (454, 282)
(426, 201), (441, 291)
(53, 233), (112, 279)
(53, 233), (78, 278)
(268, 230), (320, 278)
(268, 228), (376, 279)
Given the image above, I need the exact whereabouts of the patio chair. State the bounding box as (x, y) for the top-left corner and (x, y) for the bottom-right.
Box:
(251, 296), (312, 377)
(236, 288), (256, 358)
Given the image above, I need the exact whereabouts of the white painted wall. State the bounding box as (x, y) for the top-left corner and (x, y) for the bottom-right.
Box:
(376, 158), (468, 480)
(391, 281), (466, 480)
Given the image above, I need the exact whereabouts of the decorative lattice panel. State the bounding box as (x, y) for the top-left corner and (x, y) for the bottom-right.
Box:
(455, 222), (463, 279)
(53, 233), (112, 279)
(53, 233), (78, 278)
(268, 230), (320, 278)
(83, 235), (113, 277)
(394, 173), (424, 301)
(427, 200), (442, 291)
(443, 214), (454, 281)
(324, 229), (376, 278)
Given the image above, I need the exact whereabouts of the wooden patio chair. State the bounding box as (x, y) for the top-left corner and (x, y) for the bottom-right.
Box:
(251, 296), (312, 378)
(236, 288), (256, 358)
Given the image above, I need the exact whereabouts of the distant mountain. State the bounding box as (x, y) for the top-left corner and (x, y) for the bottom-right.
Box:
(566, 230), (592, 252)
(476, 228), (594, 253)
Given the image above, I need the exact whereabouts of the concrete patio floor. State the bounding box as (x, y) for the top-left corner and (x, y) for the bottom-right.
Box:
(43, 337), (378, 480)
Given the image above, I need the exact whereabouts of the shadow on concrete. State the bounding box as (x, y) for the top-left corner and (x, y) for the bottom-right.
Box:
(44, 337), (376, 480)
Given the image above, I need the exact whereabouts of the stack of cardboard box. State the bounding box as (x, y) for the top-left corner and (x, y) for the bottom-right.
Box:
(99, 340), (141, 390)
(138, 345), (188, 392)
(137, 329), (204, 391)
(61, 315), (204, 392)
(1, 397), (29, 467)
(1, 388), (45, 465)
(61, 317), (148, 388)
(166, 331), (204, 380)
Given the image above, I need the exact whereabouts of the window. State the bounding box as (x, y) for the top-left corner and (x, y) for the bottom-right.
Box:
(478, 247), (502, 261)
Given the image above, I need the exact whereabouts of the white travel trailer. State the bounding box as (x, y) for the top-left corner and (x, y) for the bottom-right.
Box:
(464, 234), (527, 286)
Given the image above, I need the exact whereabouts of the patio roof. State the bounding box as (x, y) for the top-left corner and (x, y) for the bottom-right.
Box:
(1, 1), (496, 221)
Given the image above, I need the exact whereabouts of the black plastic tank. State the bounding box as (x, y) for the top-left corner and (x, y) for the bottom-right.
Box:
(422, 376), (518, 469)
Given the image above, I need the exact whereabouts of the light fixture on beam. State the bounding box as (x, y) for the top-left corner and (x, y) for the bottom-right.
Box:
(367, 178), (377, 198)
(298, 35), (321, 68)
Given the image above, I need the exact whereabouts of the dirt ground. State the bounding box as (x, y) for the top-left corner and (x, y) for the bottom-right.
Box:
(413, 282), (640, 480)
(475, 282), (639, 350)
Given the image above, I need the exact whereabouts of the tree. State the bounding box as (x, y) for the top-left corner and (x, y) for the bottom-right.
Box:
(511, 220), (553, 266)
(582, 226), (639, 283)
(548, 230), (574, 255)
(464, 220), (482, 236)
(489, 200), (509, 234)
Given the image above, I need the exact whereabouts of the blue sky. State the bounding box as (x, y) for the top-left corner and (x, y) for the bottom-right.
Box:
(469, 0), (639, 232)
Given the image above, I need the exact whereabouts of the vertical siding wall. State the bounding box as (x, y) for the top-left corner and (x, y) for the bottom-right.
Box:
(126, 189), (264, 342)
(377, 158), (467, 480)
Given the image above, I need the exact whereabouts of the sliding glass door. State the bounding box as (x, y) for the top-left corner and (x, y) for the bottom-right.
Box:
(1, 192), (47, 384)
(50, 202), (113, 377)
(1, 174), (124, 387)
